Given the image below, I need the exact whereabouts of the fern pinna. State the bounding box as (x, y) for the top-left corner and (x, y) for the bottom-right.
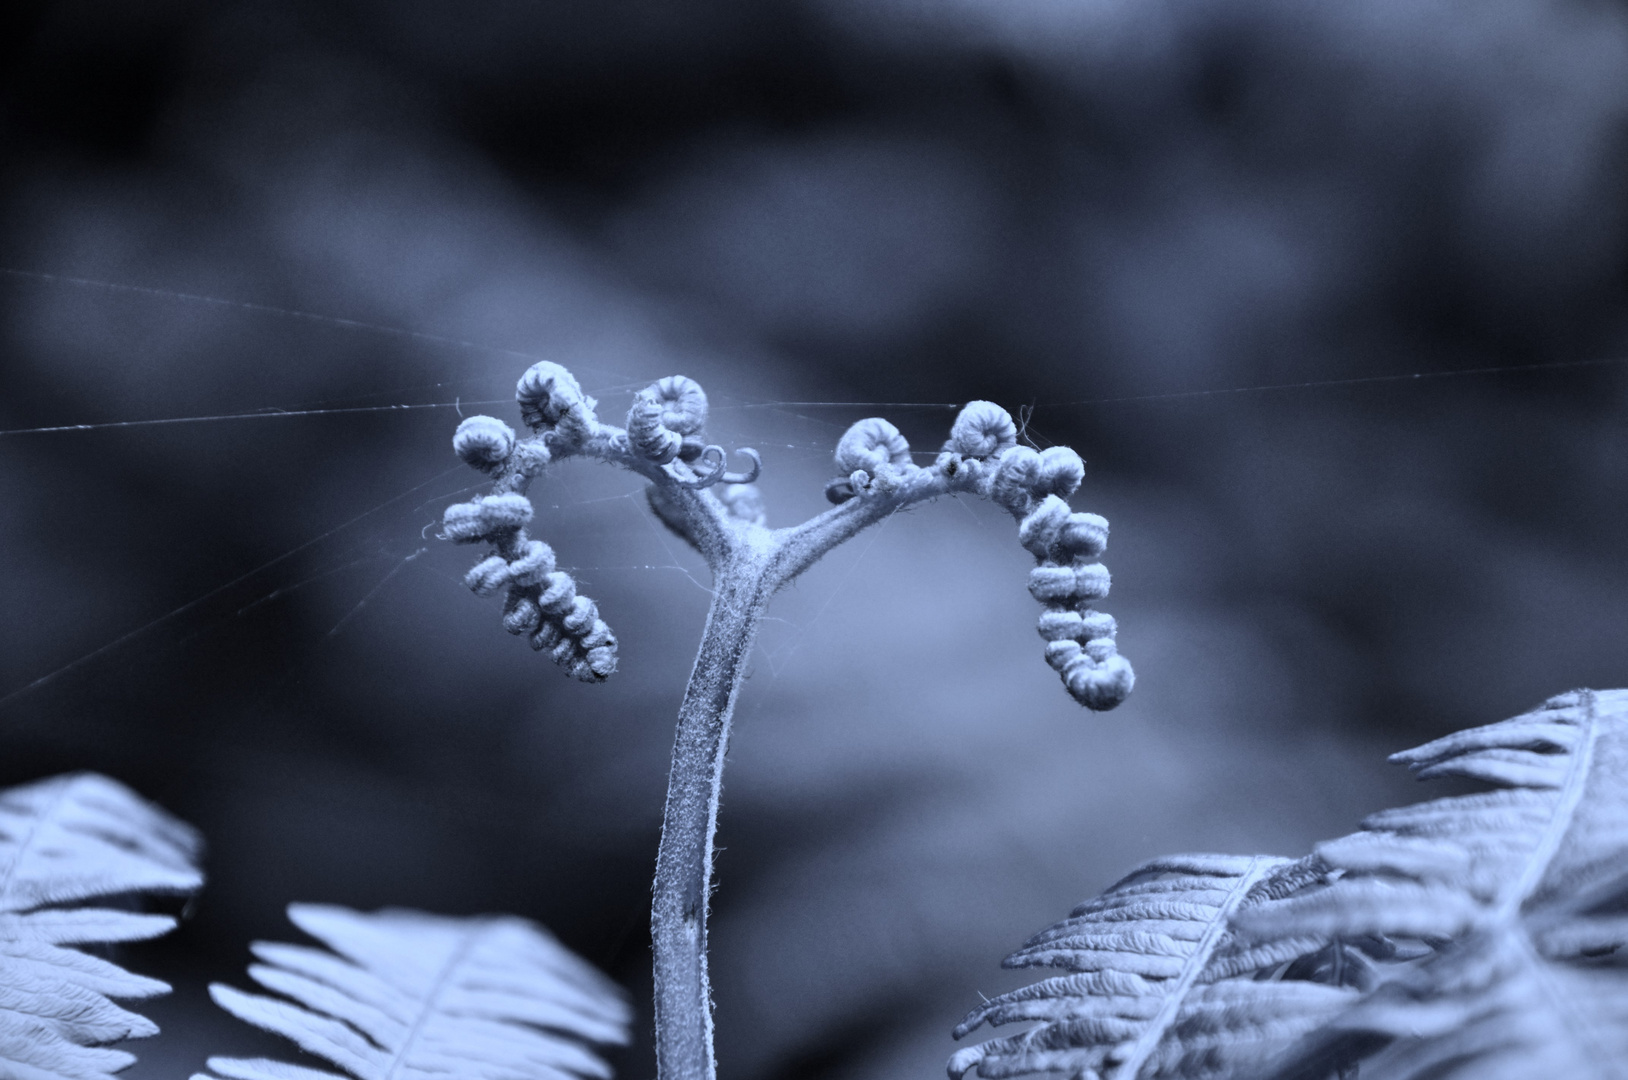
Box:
(195, 903), (631, 1080)
(954, 689), (1628, 1080)
(1254, 687), (1628, 1079)
(947, 854), (1357, 1080)
(0, 772), (202, 1080)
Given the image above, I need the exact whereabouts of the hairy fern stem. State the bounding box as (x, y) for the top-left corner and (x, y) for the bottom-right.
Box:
(648, 512), (903, 1079)
(651, 550), (774, 1080)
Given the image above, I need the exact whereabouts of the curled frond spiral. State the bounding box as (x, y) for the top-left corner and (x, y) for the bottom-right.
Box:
(946, 400), (1018, 459)
(827, 418), (913, 502)
(628, 376), (709, 465)
(1020, 492), (1132, 710)
(935, 400), (1133, 710)
(442, 493), (533, 542)
(516, 361), (598, 447)
(818, 399), (1133, 710)
(835, 417), (911, 474)
(986, 446), (1039, 513)
(452, 415), (516, 473)
(440, 365), (765, 676)
(931, 397), (1133, 710)
(441, 409), (617, 682)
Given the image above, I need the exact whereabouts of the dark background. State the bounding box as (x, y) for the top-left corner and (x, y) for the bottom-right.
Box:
(2, 1), (1627, 1077)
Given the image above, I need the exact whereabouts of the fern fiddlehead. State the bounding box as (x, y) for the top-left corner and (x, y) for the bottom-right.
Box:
(438, 364), (1133, 1080)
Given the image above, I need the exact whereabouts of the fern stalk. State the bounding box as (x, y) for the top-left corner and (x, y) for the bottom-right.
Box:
(651, 486), (947, 1078)
(651, 546), (772, 1079)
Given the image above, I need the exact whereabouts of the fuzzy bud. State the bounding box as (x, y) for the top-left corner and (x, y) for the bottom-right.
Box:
(835, 418), (911, 476)
(990, 446), (1042, 512)
(442, 494), (533, 543)
(1084, 637), (1117, 662)
(516, 361), (596, 438)
(1065, 654), (1135, 710)
(1035, 447), (1085, 498)
(1057, 514), (1108, 560)
(627, 398), (680, 464)
(1079, 610), (1117, 640)
(585, 646), (618, 678)
(561, 595), (598, 635)
(1028, 566), (1077, 603)
(537, 572), (577, 616)
(505, 540), (557, 587)
(502, 595), (542, 636)
(1017, 496), (1072, 559)
(452, 415), (515, 471)
(464, 556), (511, 597)
(947, 401), (1017, 459)
(628, 376), (709, 464)
(1073, 563), (1111, 602)
(1037, 610), (1086, 642)
(1045, 639), (1083, 672)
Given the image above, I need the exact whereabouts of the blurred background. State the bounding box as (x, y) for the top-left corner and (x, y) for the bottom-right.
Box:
(2, 0), (1628, 1076)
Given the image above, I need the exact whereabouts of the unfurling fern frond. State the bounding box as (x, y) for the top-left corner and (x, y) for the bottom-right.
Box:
(194, 903), (632, 1080)
(1250, 687), (1628, 1079)
(0, 772), (204, 1079)
(950, 854), (1359, 1080)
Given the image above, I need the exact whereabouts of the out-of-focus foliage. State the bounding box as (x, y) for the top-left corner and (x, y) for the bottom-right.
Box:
(2, 0), (1627, 1077)
(0, 773), (201, 1078)
(196, 904), (629, 1080)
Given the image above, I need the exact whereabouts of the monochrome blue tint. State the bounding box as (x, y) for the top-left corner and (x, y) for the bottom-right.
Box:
(1, 0), (1626, 1076)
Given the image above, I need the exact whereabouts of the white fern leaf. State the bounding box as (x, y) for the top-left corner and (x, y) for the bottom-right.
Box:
(0, 772), (201, 911)
(196, 903), (632, 1080)
(950, 854), (1359, 1080)
(0, 772), (204, 1079)
(1247, 688), (1628, 1079)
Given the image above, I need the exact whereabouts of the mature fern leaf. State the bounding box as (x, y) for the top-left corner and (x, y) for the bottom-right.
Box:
(949, 854), (1359, 1080)
(1248, 688), (1628, 1079)
(194, 903), (632, 1080)
(0, 772), (204, 1079)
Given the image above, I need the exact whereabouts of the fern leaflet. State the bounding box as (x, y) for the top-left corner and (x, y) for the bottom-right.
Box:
(1250, 688), (1628, 1079)
(950, 854), (1358, 1080)
(194, 903), (632, 1080)
(0, 772), (204, 1079)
